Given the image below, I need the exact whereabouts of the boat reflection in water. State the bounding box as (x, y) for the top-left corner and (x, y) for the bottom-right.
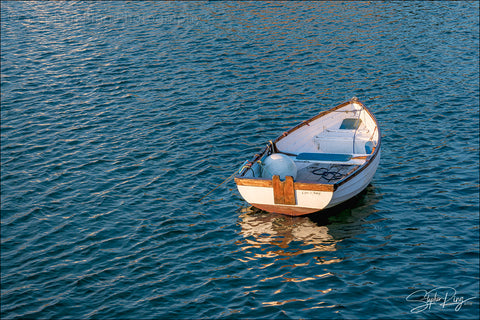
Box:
(236, 187), (379, 266)
(235, 188), (380, 309)
(237, 208), (341, 264)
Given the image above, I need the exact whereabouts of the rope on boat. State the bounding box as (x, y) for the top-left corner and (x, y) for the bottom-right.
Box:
(198, 171), (238, 202)
(311, 167), (344, 182)
(369, 126), (378, 143)
(268, 140), (297, 157)
(199, 151), (269, 202)
(268, 140), (278, 153)
(237, 140), (297, 179)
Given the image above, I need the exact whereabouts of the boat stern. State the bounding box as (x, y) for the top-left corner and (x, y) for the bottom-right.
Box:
(234, 176), (334, 216)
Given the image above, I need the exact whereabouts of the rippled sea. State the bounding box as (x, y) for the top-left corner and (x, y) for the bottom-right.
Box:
(1, 1), (479, 319)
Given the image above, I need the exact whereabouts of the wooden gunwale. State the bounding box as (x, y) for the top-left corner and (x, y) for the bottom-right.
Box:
(271, 101), (351, 146)
(234, 177), (335, 192)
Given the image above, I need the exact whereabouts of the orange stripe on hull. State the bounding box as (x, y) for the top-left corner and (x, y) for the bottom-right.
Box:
(250, 203), (321, 216)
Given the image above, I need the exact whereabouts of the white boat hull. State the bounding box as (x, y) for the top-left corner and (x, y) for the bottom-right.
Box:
(326, 150), (380, 208)
(235, 98), (381, 216)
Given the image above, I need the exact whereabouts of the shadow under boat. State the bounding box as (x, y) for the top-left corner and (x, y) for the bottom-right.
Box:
(307, 184), (377, 224)
(242, 184), (378, 225)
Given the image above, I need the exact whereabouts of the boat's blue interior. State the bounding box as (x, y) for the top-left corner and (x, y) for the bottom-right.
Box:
(339, 118), (362, 129)
(365, 141), (374, 154)
(296, 153), (352, 162)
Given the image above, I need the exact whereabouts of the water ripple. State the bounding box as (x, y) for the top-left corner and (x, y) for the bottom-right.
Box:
(2, 1), (479, 319)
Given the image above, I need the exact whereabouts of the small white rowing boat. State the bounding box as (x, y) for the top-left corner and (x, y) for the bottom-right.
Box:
(235, 97), (381, 216)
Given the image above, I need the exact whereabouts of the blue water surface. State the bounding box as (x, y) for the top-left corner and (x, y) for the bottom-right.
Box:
(1, 1), (479, 319)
